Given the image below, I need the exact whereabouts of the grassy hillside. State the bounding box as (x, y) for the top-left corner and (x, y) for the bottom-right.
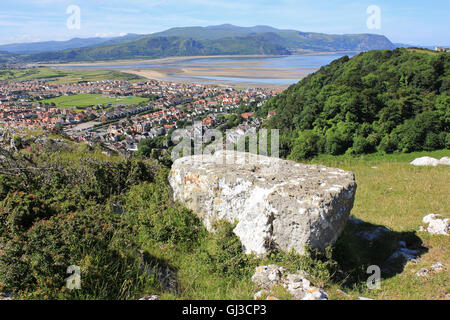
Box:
(152, 24), (395, 52)
(0, 133), (447, 300)
(0, 67), (145, 83)
(310, 149), (450, 300)
(261, 48), (449, 159)
(20, 36), (291, 63)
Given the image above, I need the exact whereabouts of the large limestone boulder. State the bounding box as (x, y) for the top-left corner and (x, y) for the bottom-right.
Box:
(169, 151), (357, 255)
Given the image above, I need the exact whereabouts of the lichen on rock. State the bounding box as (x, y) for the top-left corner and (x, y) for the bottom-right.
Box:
(169, 151), (357, 255)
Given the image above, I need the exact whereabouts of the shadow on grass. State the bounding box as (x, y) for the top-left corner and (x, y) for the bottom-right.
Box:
(331, 217), (428, 288)
(141, 251), (180, 295)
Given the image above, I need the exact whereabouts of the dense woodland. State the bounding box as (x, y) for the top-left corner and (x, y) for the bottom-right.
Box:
(258, 49), (449, 160)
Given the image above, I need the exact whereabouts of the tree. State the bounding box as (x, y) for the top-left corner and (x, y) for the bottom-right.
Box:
(288, 130), (324, 160)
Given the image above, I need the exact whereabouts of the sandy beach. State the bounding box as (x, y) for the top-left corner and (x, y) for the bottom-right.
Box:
(44, 53), (356, 88)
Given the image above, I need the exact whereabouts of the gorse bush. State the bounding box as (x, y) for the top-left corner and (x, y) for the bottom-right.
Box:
(197, 221), (256, 279)
(122, 173), (205, 248)
(0, 209), (159, 299)
(0, 139), (187, 299)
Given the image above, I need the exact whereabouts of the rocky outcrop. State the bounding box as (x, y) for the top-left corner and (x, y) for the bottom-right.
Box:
(169, 151), (357, 255)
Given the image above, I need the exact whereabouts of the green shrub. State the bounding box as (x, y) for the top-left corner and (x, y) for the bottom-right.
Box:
(0, 191), (55, 240)
(123, 171), (204, 248)
(288, 130), (324, 160)
(0, 209), (159, 299)
(197, 221), (255, 278)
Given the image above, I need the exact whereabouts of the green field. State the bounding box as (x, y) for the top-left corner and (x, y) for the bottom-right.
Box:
(0, 67), (145, 83)
(306, 149), (450, 300)
(38, 93), (149, 110)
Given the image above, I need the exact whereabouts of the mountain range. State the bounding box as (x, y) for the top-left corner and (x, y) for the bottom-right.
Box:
(0, 24), (397, 63)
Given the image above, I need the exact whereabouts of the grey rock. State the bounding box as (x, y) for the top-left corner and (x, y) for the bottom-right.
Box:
(251, 265), (327, 301)
(169, 151), (357, 255)
(251, 265), (286, 290)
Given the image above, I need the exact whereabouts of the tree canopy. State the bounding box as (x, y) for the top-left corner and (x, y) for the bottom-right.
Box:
(259, 48), (449, 159)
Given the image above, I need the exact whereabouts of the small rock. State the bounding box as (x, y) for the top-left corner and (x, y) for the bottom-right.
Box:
(0, 292), (13, 300)
(302, 278), (311, 289)
(389, 247), (419, 261)
(415, 268), (429, 277)
(139, 295), (160, 301)
(439, 157), (450, 166)
(357, 297), (374, 300)
(410, 157), (440, 167)
(266, 296), (279, 301)
(254, 290), (269, 300)
(419, 214), (449, 236)
(302, 287), (328, 300)
(252, 265), (327, 301)
(251, 265), (286, 289)
(431, 262), (445, 273)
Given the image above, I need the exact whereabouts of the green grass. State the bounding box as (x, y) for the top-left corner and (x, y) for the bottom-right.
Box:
(406, 48), (440, 56)
(38, 93), (149, 110)
(2, 131), (448, 300)
(307, 149), (450, 300)
(0, 67), (145, 83)
(136, 149), (450, 301)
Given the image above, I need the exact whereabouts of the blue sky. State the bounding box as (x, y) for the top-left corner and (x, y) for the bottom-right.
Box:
(0, 0), (448, 45)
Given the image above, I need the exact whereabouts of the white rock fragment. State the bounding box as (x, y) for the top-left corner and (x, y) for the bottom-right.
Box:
(251, 265), (327, 301)
(253, 290), (269, 300)
(415, 262), (445, 277)
(139, 295), (160, 300)
(439, 157), (450, 165)
(415, 268), (429, 277)
(431, 262), (445, 273)
(302, 287), (328, 300)
(419, 214), (449, 236)
(410, 156), (450, 166)
(410, 157), (440, 166)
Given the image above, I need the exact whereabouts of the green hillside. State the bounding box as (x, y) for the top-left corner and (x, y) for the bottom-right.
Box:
(20, 35), (291, 63)
(0, 132), (448, 300)
(260, 48), (449, 160)
(14, 25), (395, 63)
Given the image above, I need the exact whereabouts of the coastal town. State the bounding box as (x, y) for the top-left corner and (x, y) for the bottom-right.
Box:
(0, 77), (281, 153)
